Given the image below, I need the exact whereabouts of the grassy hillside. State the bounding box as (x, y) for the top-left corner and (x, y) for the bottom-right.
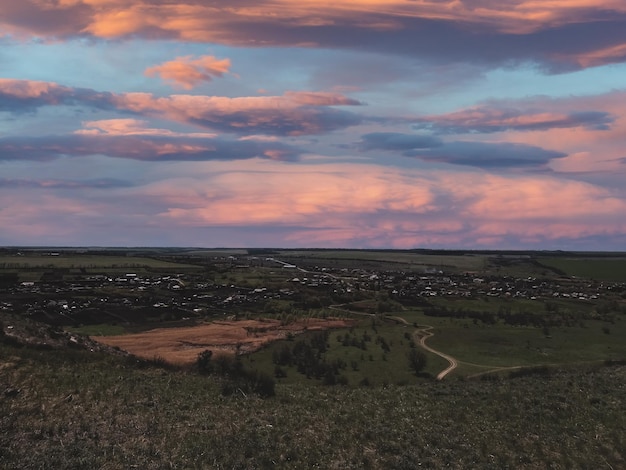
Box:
(1, 334), (624, 469)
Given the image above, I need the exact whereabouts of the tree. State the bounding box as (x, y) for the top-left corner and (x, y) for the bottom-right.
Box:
(196, 349), (213, 374)
(407, 349), (427, 375)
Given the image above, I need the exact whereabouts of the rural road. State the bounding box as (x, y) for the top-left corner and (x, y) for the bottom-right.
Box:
(389, 315), (458, 379)
(412, 326), (458, 380)
(331, 308), (460, 380)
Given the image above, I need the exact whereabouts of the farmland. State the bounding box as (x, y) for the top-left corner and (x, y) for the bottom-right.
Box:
(1, 247), (625, 468)
(95, 317), (355, 365)
(538, 256), (626, 281)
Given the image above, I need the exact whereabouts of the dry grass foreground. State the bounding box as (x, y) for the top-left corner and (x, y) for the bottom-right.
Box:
(94, 318), (355, 365)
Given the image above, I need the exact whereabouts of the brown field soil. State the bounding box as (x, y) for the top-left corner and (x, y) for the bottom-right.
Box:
(94, 318), (355, 365)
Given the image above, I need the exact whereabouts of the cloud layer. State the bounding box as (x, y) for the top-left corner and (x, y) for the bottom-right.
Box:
(0, 79), (363, 136)
(4, 1), (626, 70)
(2, 162), (624, 249)
(2, 2), (626, 249)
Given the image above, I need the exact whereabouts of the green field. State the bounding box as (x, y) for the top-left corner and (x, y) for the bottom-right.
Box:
(430, 322), (625, 367)
(278, 250), (487, 271)
(538, 257), (626, 281)
(397, 303), (626, 372)
(0, 254), (199, 270)
(68, 324), (128, 337)
(244, 318), (450, 386)
(240, 304), (626, 384)
(0, 253), (202, 282)
(181, 249), (249, 257)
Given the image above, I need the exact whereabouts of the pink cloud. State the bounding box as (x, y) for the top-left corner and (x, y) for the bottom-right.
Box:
(415, 102), (613, 134)
(0, 79), (82, 108)
(0, 79), (362, 136)
(11, 1), (626, 37)
(134, 162), (626, 247)
(411, 92), (626, 174)
(111, 90), (363, 135)
(74, 119), (216, 138)
(145, 55), (232, 90)
(0, 78), (66, 99)
(4, 2), (626, 69)
(2, 160), (625, 248)
(464, 174), (626, 221)
(553, 42), (626, 68)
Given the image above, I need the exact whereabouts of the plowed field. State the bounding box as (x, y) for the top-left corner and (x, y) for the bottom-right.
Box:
(94, 318), (354, 365)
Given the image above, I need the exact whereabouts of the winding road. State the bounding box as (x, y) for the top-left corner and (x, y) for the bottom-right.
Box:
(329, 305), (461, 380)
(278, 254), (462, 380)
(412, 325), (458, 380)
(380, 315), (459, 380)
(271, 258), (573, 380)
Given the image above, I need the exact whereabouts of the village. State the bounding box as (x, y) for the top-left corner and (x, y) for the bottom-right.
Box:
(1, 252), (623, 330)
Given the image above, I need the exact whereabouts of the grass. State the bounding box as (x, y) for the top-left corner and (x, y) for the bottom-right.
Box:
(363, 306), (626, 376)
(0, 254), (199, 270)
(427, 319), (626, 368)
(1, 338), (624, 469)
(539, 257), (626, 281)
(242, 315), (451, 386)
(277, 250), (487, 271)
(67, 324), (128, 337)
(241, 299), (626, 385)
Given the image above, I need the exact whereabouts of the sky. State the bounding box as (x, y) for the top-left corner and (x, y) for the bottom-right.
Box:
(1, 1), (626, 250)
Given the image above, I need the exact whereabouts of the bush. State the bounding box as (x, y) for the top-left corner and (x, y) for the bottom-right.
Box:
(253, 371), (276, 398)
(407, 349), (427, 375)
(274, 365), (287, 378)
(221, 371), (275, 398)
(197, 349), (213, 374)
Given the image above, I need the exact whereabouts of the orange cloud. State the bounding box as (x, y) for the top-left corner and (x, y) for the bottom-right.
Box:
(146, 163), (435, 226)
(0, 78), (71, 100)
(72, 1), (626, 38)
(413, 91), (626, 173)
(4, 2), (626, 71)
(2, 160), (625, 248)
(3, 0), (626, 40)
(0, 78), (362, 136)
(63, 0), (624, 70)
(135, 161), (626, 247)
(554, 42), (626, 68)
(464, 174), (626, 221)
(145, 55), (232, 90)
(74, 119), (216, 138)
(111, 90), (362, 135)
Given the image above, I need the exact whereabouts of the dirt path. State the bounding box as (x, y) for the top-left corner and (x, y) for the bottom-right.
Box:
(331, 304), (460, 380)
(333, 305), (598, 380)
(374, 314), (459, 380)
(412, 325), (458, 380)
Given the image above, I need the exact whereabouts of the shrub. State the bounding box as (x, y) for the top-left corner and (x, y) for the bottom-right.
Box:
(253, 371), (276, 398)
(407, 349), (427, 375)
(197, 349), (214, 374)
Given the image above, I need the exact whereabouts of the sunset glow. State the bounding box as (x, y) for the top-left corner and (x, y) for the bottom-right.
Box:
(1, 1), (625, 249)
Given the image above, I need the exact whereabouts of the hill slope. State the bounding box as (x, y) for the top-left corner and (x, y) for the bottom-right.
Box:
(1, 319), (624, 469)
